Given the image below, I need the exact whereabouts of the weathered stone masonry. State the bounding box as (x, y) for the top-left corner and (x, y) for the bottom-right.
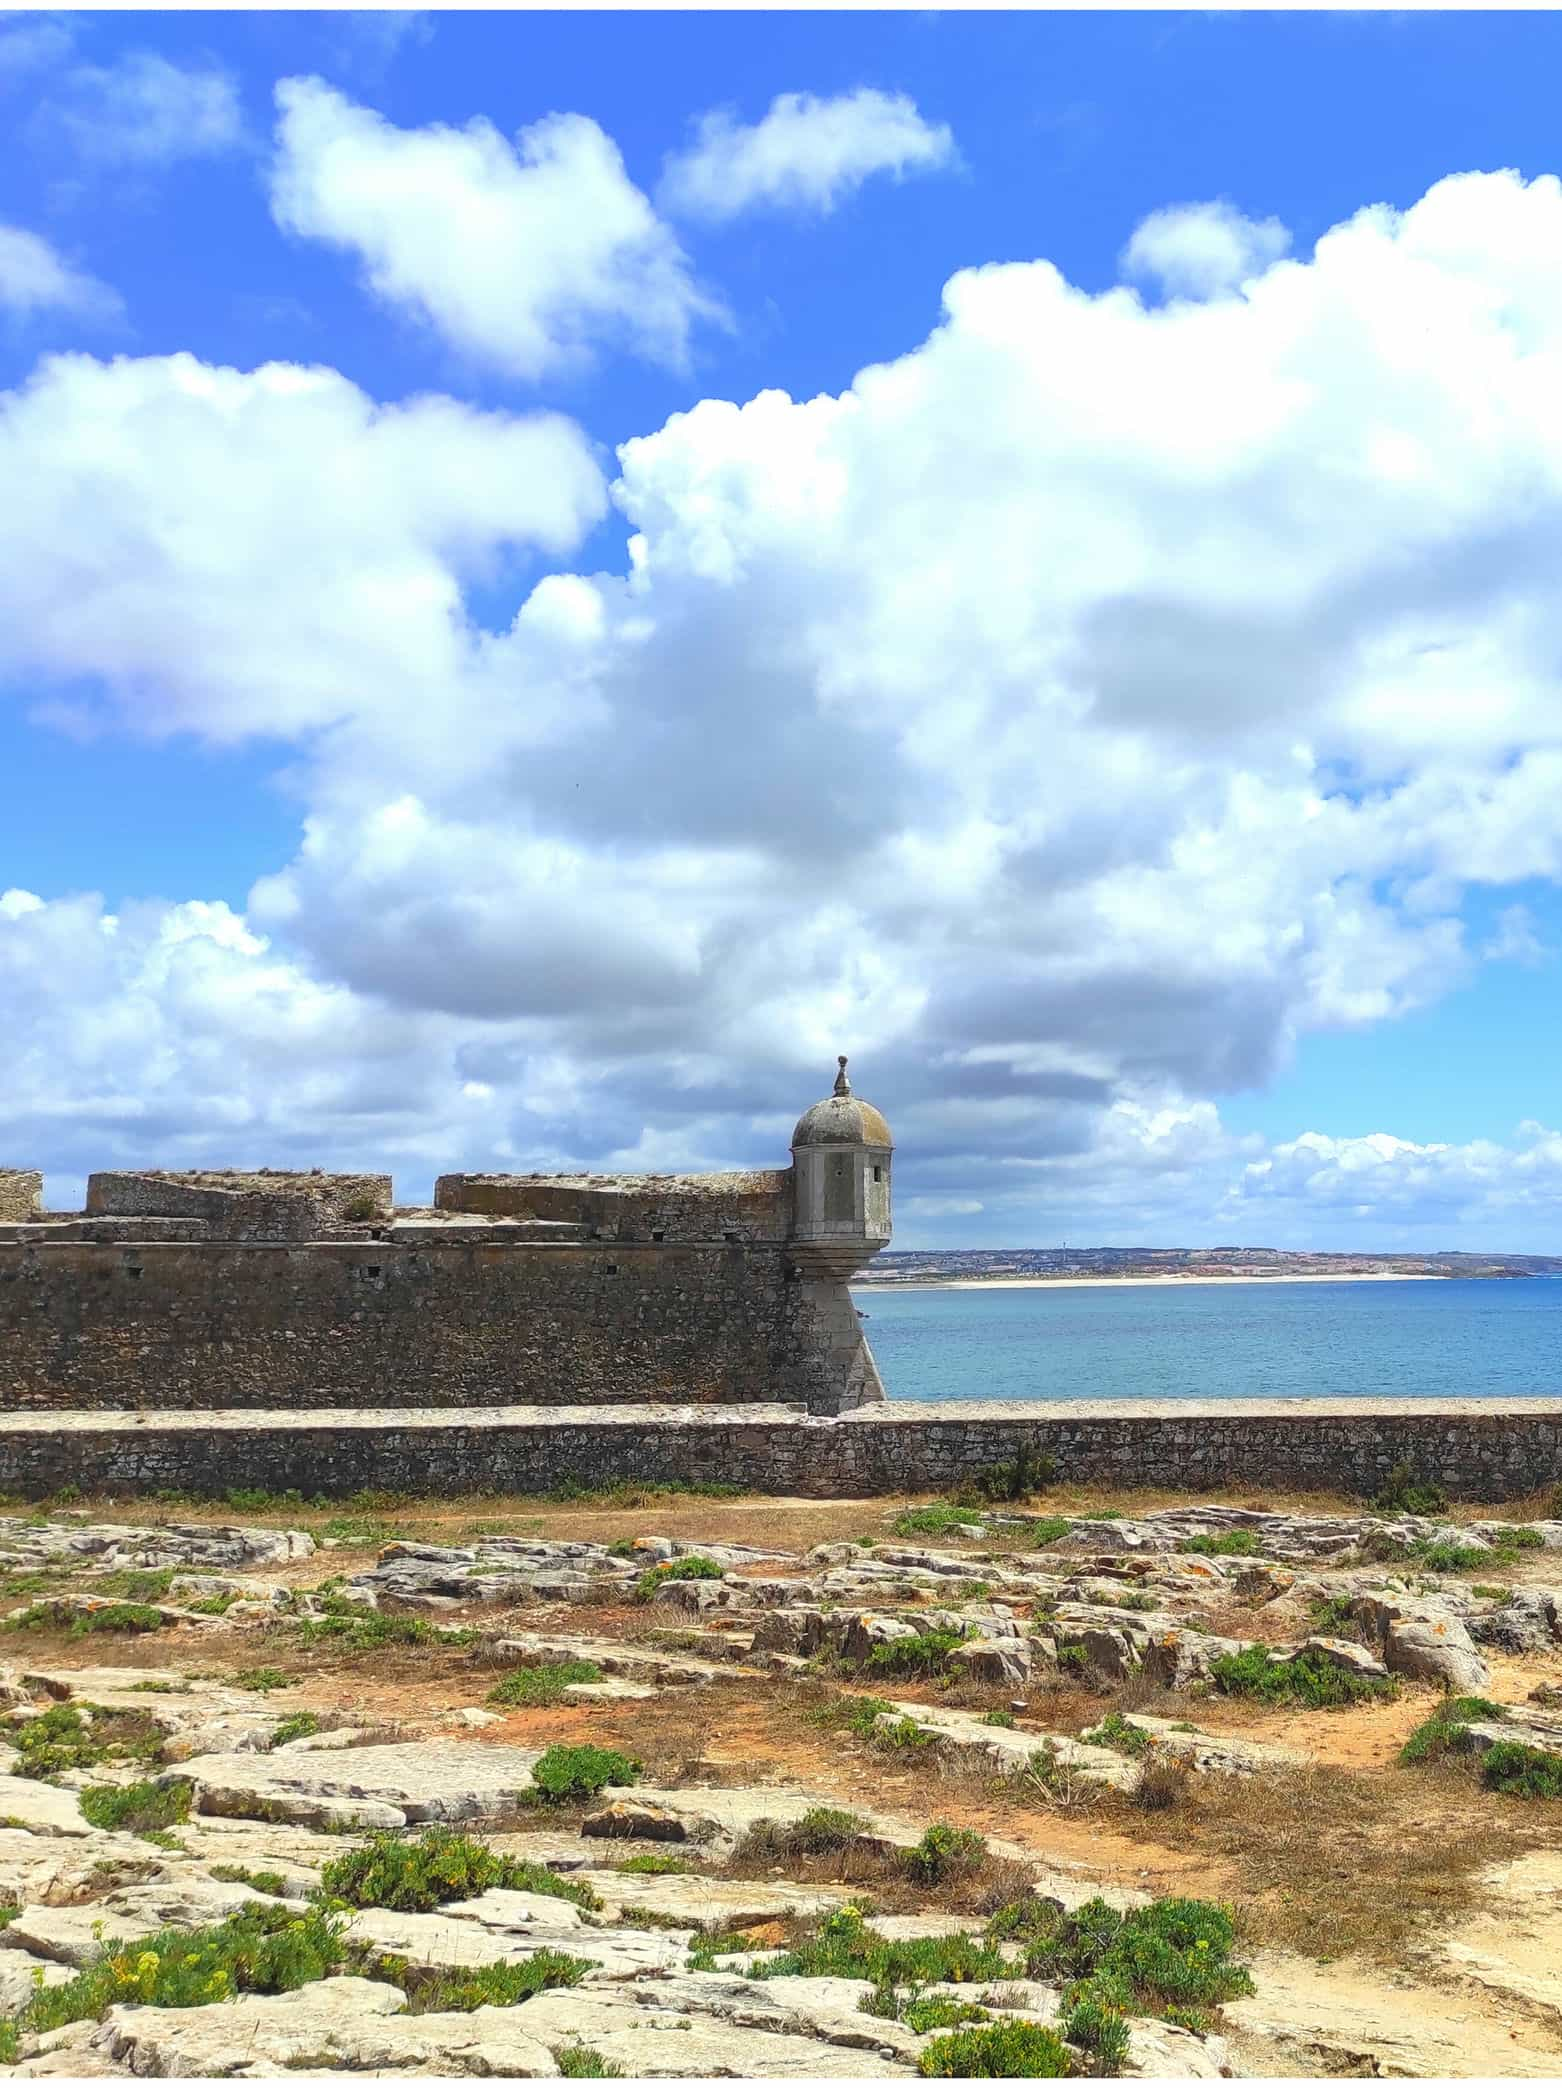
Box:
(0, 1063), (896, 1425)
(0, 1398), (1557, 1502)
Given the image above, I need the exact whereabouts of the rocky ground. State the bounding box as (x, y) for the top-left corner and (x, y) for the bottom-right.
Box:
(0, 1482), (1557, 2078)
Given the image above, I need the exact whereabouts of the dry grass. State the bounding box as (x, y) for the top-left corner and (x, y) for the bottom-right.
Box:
(1098, 1760), (1550, 1962)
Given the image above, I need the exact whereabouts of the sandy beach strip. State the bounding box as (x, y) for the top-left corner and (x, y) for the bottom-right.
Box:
(853, 1271), (1448, 1293)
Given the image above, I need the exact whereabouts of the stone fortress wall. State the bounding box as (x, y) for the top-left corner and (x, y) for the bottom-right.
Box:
(0, 1066), (895, 1429)
(4, 1064), (1559, 1503)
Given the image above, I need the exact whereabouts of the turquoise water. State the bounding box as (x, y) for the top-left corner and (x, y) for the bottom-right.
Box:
(853, 1278), (1562, 1404)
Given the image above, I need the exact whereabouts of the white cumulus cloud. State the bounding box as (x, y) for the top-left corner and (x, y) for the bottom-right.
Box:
(11, 170), (1562, 1240)
(0, 224), (118, 320)
(271, 77), (719, 379)
(42, 51), (243, 165)
(1122, 199), (1292, 299)
(660, 88), (955, 221)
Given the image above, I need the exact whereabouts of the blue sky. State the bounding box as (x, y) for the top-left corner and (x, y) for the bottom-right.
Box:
(8, 8), (1562, 1248)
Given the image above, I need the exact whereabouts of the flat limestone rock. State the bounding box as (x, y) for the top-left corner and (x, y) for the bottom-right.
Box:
(2, 1876), (280, 1966)
(878, 1702), (1139, 1788)
(1225, 1949), (1562, 2079)
(573, 1870), (860, 1928)
(0, 1779), (100, 1839)
(511, 1986), (916, 2076)
(349, 1902), (691, 1977)
(90, 1974), (557, 2078)
(174, 1740), (543, 1828)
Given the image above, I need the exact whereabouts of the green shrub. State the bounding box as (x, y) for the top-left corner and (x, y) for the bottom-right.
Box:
(1061, 1988), (1131, 2069)
(270, 1712), (321, 1748)
(209, 1865), (289, 1896)
(1209, 1645), (1393, 1709)
(294, 1596), (468, 1652)
(1179, 1531), (1259, 1558)
(11, 1703), (105, 1779)
(615, 1851), (693, 1875)
(780, 1807), (869, 1854)
(899, 1996), (990, 2033)
(377, 1947), (589, 2013)
(1480, 1740), (1562, 1800)
(488, 1660), (602, 1708)
(957, 1447), (1057, 1504)
(0, 2020), (16, 2065)
(556, 2049), (622, 2077)
(1399, 1696), (1505, 1766)
(78, 1779), (191, 1837)
(1372, 1464), (1449, 1516)
(320, 1827), (599, 1913)
(755, 1906), (1007, 1988)
(891, 1504), (985, 1538)
(983, 1709), (1016, 1728)
(90, 1569), (177, 1603)
(1084, 1712), (1150, 1757)
(21, 1904), (346, 2030)
(1029, 1517), (1071, 1548)
(810, 1693), (897, 1739)
(1309, 1596), (1358, 1635)
(992, 1893), (1252, 2022)
(874, 1716), (937, 1753)
(901, 1823), (988, 1886)
(527, 1743), (640, 1804)
(633, 1557), (726, 1601)
(864, 1628), (971, 1679)
(233, 1667), (294, 1692)
(1415, 1540), (1492, 1574)
(918, 2020), (1072, 2077)
(1494, 1525), (1544, 1552)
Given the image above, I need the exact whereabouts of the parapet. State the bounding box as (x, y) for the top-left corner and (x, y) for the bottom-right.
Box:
(0, 1172), (42, 1224)
(84, 1170), (392, 1242)
(434, 1170), (791, 1244)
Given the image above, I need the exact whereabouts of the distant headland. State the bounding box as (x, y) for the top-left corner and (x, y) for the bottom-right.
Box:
(852, 1246), (1562, 1287)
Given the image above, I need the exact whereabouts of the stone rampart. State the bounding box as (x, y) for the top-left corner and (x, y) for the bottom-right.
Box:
(434, 1172), (789, 1243)
(0, 1173), (41, 1224)
(0, 1236), (874, 1416)
(85, 1171), (391, 1239)
(0, 1398), (1557, 1503)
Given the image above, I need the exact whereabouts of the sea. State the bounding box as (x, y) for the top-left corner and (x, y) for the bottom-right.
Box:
(852, 1277), (1562, 1405)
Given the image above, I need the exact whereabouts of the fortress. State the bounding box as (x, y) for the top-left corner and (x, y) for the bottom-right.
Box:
(2, 1059), (1560, 1503)
(0, 1060), (894, 1421)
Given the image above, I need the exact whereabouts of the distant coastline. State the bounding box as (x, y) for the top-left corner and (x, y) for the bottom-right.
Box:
(853, 1270), (1448, 1292)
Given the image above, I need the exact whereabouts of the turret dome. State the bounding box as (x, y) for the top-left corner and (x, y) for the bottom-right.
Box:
(791, 1058), (893, 1150)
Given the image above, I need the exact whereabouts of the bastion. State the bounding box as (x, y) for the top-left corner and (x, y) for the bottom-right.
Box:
(0, 1060), (893, 1423)
(4, 1065), (1561, 1502)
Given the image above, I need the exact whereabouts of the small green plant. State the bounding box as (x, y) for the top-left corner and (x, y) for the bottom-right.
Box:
(615, 1850), (693, 1875)
(1179, 1531), (1259, 1558)
(809, 1692), (896, 1740)
(1084, 1712), (1150, 1757)
(633, 1556), (726, 1601)
(1061, 1988), (1131, 2069)
(1480, 1740), (1562, 1800)
(293, 1596), (468, 1653)
(899, 1996), (990, 2033)
(17, 1904), (346, 2031)
(1415, 1540), (1492, 1574)
(864, 1628), (971, 1679)
(1372, 1464), (1449, 1516)
(556, 2049), (623, 2077)
(1028, 1516), (1071, 1548)
(918, 2020), (1072, 2077)
(320, 1828), (599, 1913)
(1400, 1695), (1506, 1766)
(957, 1446), (1057, 1504)
(89, 1568), (177, 1603)
(1472, 1584), (1512, 1601)
(983, 1708), (1016, 1728)
(900, 1822), (988, 1886)
(377, 1947), (589, 2013)
(874, 1715), (937, 1753)
(11, 1703), (106, 1779)
(891, 1503), (985, 1538)
(1309, 1595), (1358, 1635)
(527, 1743), (641, 1804)
(209, 1865), (290, 1896)
(755, 1905), (1008, 1988)
(78, 1779), (191, 1837)
(270, 1712), (321, 1748)
(232, 1666), (294, 1692)
(777, 1807), (868, 1855)
(488, 1660), (602, 1707)
(1209, 1645), (1394, 1709)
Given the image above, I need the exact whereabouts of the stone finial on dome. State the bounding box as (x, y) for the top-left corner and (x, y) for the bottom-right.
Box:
(791, 1059), (893, 1151)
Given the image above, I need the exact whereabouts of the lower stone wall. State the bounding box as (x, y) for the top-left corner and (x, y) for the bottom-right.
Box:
(2, 1397), (1559, 1502)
